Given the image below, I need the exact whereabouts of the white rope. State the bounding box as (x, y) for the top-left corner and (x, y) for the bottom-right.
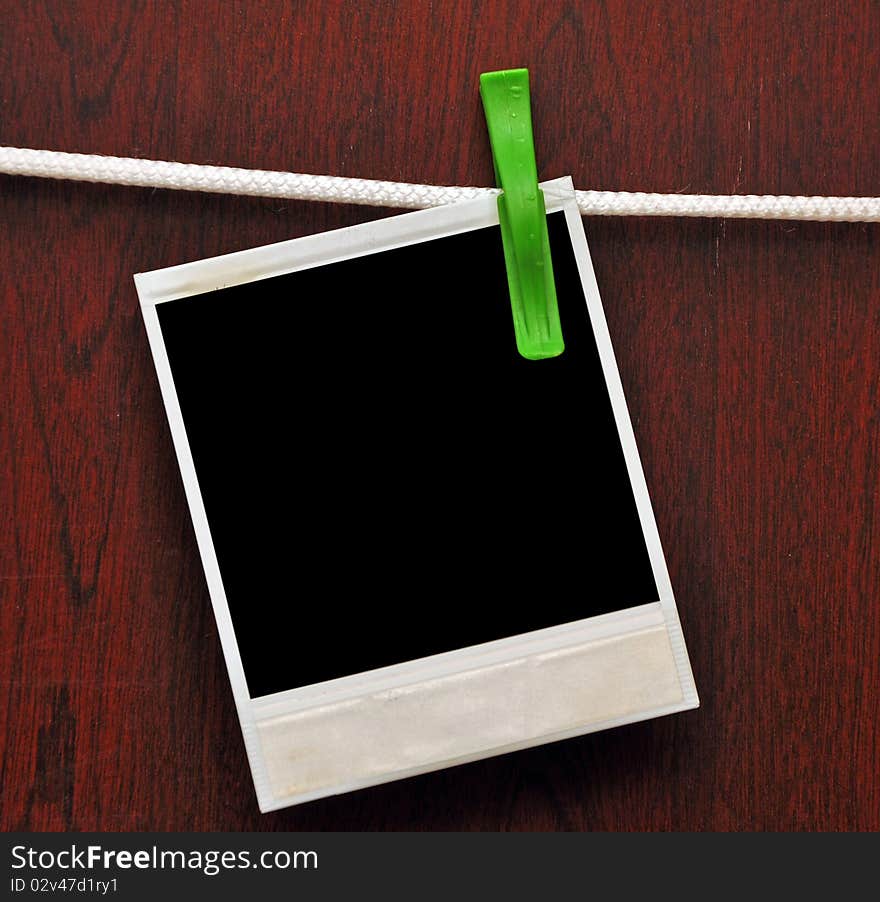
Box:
(2, 145), (879, 222)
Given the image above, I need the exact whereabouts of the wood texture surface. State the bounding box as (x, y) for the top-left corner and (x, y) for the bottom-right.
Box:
(1, 1), (878, 831)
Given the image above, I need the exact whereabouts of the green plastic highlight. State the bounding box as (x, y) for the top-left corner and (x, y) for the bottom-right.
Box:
(480, 68), (564, 361)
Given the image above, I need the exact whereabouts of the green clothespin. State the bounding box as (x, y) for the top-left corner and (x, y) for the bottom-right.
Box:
(480, 68), (564, 360)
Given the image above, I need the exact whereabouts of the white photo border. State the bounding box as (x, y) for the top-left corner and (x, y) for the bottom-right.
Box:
(136, 177), (698, 811)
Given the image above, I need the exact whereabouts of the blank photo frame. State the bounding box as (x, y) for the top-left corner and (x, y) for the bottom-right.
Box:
(136, 177), (698, 811)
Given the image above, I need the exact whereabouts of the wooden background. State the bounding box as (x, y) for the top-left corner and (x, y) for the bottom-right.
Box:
(2, 1), (878, 832)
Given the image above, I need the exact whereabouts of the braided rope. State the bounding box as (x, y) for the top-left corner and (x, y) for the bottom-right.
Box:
(2, 145), (879, 222)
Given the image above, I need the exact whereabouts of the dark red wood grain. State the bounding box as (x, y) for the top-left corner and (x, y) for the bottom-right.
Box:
(1, 1), (878, 831)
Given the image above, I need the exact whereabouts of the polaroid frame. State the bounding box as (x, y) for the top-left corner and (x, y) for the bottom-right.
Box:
(136, 177), (698, 812)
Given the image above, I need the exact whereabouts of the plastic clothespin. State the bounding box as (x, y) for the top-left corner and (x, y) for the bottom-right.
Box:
(480, 68), (564, 360)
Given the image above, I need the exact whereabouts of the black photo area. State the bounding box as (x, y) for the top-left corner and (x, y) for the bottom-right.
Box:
(156, 213), (659, 698)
